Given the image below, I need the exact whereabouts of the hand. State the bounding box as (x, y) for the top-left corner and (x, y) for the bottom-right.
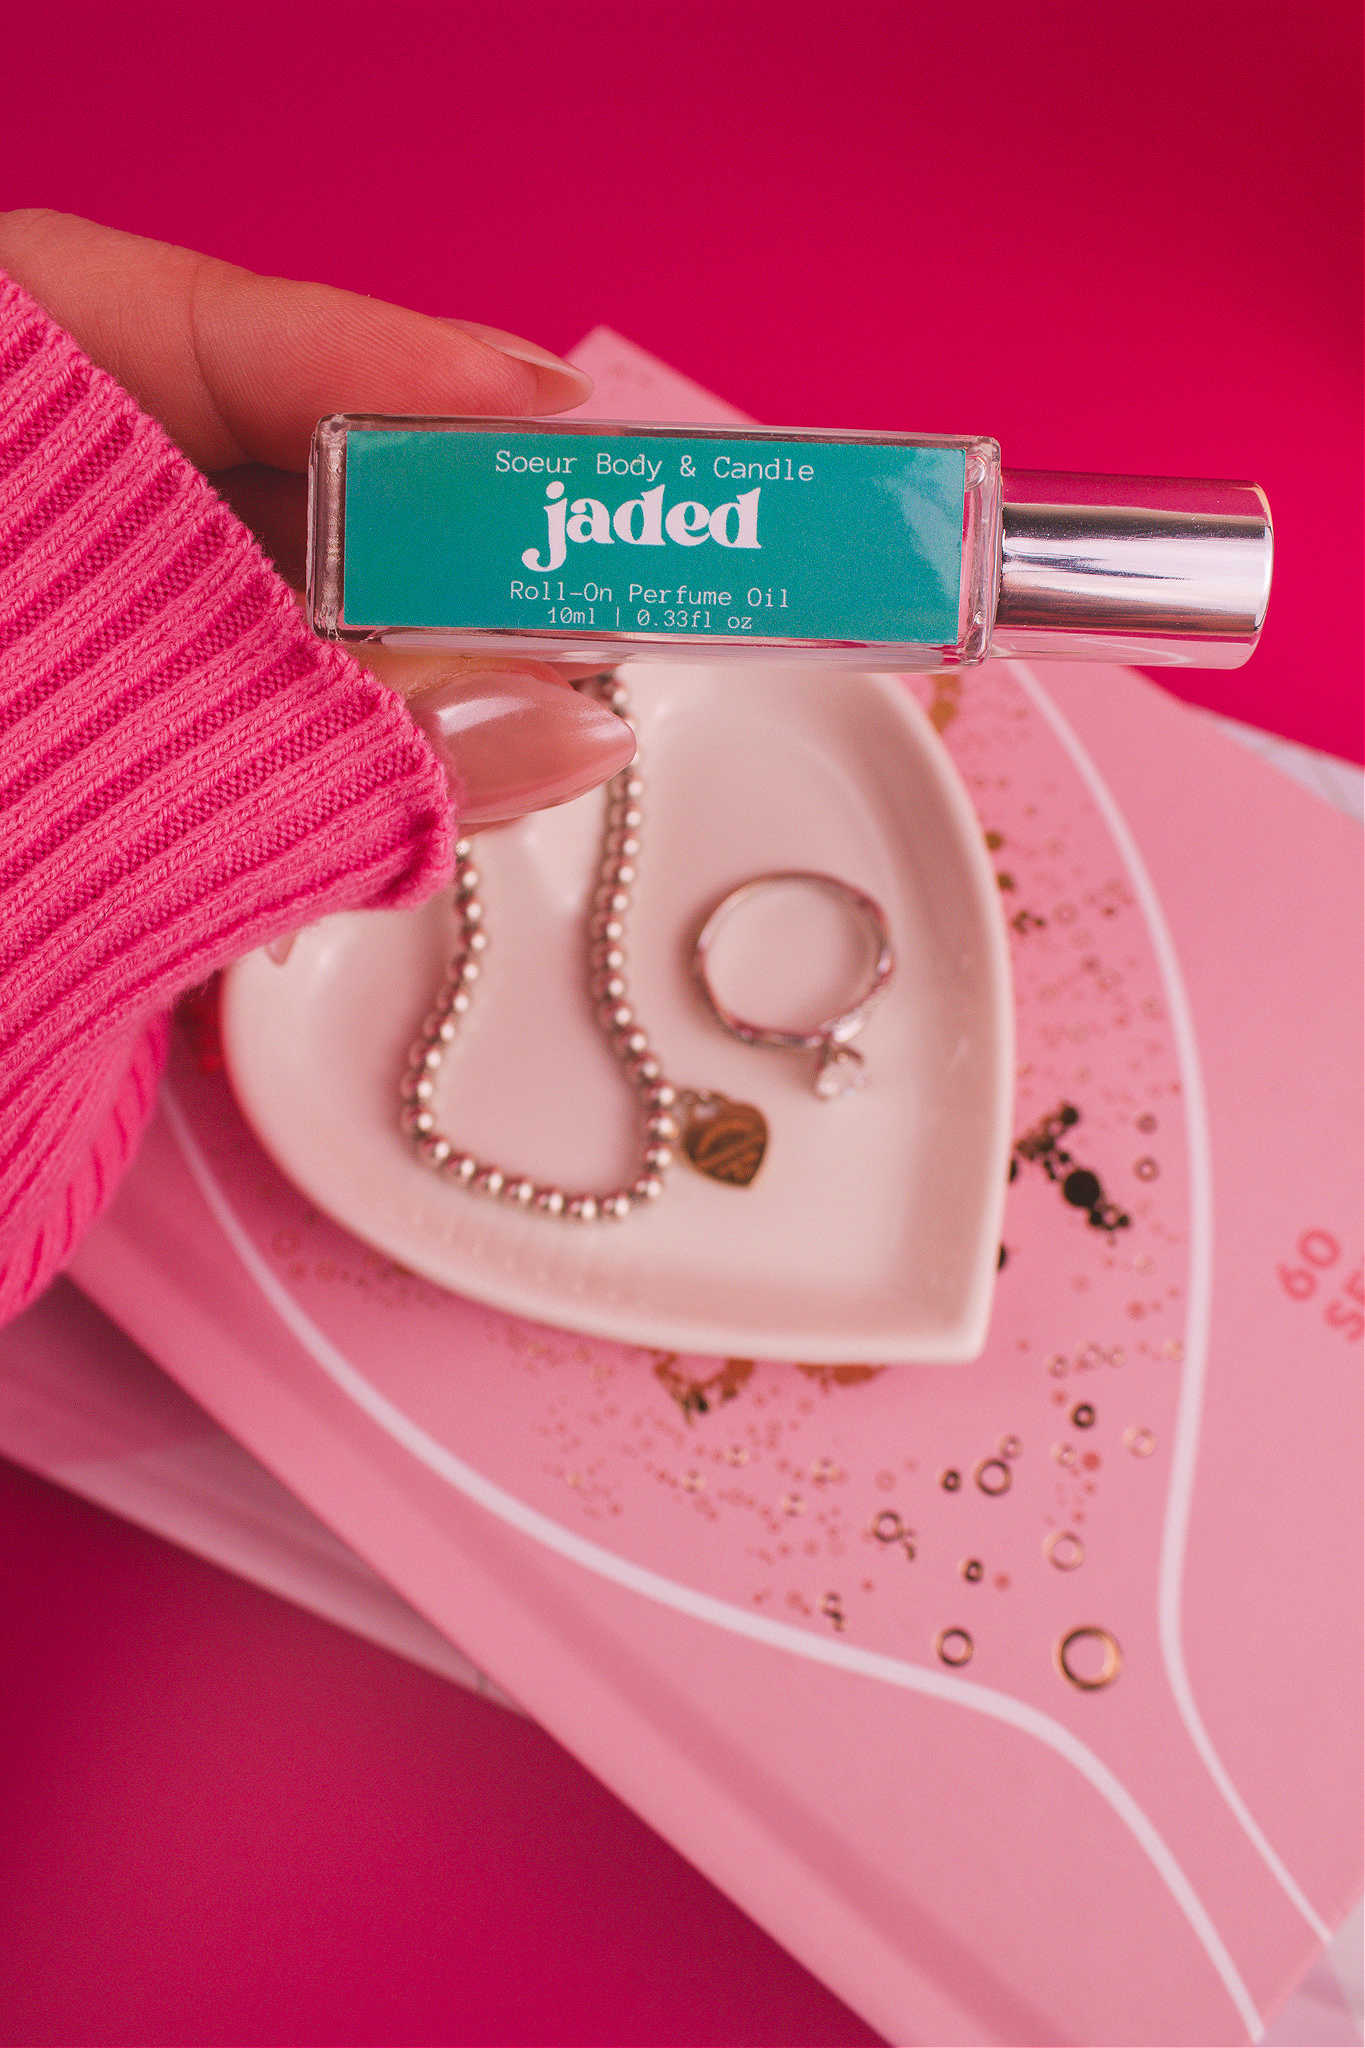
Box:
(0, 210), (636, 830)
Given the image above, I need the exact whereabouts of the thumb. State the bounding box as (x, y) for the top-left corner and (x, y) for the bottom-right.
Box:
(357, 650), (637, 829)
(0, 209), (591, 474)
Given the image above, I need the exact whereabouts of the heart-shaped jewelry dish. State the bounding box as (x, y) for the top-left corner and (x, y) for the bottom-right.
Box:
(221, 663), (1013, 1363)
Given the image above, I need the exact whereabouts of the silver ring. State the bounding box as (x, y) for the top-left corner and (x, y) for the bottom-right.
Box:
(691, 871), (895, 1098)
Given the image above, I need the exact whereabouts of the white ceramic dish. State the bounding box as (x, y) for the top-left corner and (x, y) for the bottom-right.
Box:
(221, 663), (1013, 1362)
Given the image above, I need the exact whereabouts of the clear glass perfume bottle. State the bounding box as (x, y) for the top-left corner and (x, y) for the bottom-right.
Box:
(308, 416), (1272, 671)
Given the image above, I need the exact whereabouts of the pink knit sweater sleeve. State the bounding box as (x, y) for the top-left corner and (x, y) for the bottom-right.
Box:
(0, 272), (456, 1321)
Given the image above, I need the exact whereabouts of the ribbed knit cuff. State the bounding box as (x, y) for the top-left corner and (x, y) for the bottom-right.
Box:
(0, 269), (456, 1318)
(2, 1017), (170, 1320)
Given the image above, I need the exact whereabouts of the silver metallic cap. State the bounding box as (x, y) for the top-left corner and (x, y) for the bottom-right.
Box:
(991, 472), (1273, 668)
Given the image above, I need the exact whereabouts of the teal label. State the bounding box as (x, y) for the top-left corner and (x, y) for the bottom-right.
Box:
(341, 429), (965, 645)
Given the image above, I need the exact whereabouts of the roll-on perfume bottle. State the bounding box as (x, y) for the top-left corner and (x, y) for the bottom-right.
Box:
(308, 416), (1272, 671)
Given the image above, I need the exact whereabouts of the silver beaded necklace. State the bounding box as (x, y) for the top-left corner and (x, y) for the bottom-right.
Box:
(399, 672), (769, 1217)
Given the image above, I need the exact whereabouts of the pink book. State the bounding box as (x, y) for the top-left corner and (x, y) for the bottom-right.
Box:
(42, 334), (1363, 2046)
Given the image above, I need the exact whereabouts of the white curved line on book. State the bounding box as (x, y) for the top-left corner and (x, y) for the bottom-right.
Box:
(161, 1126), (1255, 2038)
(1013, 662), (1330, 1947)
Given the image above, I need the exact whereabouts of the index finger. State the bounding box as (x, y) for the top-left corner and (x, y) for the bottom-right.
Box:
(0, 209), (592, 474)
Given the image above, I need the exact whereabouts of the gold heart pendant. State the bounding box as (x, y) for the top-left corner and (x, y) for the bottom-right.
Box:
(681, 1097), (769, 1187)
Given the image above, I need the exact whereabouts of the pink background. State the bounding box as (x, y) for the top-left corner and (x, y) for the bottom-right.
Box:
(0, 3), (1360, 2042)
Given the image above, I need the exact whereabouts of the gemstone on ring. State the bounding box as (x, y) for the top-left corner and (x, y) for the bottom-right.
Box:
(814, 1039), (867, 1099)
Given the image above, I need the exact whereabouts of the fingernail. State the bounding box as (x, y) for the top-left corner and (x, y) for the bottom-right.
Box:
(449, 320), (592, 409)
(266, 932), (297, 965)
(409, 671), (635, 826)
